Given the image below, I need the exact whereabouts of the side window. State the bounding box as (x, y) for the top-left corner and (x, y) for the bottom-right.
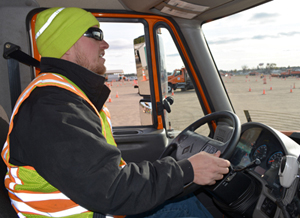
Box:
(174, 70), (182, 76)
(100, 22), (150, 127)
(155, 27), (210, 136)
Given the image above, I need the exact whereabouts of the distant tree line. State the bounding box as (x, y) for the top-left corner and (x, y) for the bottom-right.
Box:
(220, 64), (300, 75)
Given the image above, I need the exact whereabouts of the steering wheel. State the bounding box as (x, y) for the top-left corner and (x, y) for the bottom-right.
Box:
(160, 111), (241, 197)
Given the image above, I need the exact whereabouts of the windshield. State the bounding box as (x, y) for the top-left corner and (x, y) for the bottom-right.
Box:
(203, 0), (300, 131)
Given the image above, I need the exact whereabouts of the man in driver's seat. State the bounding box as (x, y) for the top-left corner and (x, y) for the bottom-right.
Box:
(1, 7), (230, 218)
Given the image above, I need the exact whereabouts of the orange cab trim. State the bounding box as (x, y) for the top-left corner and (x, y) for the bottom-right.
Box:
(30, 13), (41, 76)
(147, 18), (164, 129)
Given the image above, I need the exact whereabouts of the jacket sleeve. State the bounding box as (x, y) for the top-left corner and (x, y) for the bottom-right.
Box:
(9, 87), (194, 215)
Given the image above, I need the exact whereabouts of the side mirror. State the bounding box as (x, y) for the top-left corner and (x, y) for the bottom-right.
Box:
(139, 99), (152, 125)
(162, 96), (174, 113)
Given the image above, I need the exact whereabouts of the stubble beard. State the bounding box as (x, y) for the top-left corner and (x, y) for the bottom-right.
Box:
(75, 50), (106, 75)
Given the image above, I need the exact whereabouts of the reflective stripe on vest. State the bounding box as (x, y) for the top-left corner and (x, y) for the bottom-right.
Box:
(101, 106), (113, 133)
(1, 73), (125, 217)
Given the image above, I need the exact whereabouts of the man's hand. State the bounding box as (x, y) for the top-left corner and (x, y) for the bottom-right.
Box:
(188, 151), (230, 186)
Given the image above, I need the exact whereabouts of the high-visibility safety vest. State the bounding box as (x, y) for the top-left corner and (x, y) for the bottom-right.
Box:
(1, 73), (126, 218)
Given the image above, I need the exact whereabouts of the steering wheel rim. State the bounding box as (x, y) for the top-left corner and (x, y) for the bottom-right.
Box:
(160, 110), (241, 198)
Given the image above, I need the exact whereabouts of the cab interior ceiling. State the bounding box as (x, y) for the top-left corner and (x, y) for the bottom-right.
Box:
(5, 0), (271, 23)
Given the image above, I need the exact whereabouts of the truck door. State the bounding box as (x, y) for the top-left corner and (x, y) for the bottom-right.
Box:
(26, 9), (213, 163)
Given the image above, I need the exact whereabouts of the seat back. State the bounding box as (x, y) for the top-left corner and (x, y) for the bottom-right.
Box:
(0, 105), (18, 217)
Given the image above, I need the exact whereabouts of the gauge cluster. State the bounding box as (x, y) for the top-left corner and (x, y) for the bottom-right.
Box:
(230, 126), (285, 197)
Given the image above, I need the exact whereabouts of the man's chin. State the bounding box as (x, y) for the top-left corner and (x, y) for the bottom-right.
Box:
(93, 67), (106, 75)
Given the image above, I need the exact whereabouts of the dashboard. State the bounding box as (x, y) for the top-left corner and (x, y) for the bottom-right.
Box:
(230, 125), (285, 197)
(214, 122), (300, 217)
(169, 119), (300, 217)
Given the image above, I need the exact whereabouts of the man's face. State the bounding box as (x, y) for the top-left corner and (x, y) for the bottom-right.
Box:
(72, 28), (109, 75)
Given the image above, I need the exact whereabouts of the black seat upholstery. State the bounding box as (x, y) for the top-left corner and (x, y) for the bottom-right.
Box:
(0, 105), (18, 217)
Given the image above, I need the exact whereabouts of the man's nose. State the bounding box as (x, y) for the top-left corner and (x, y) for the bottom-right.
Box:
(100, 40), (109, 49)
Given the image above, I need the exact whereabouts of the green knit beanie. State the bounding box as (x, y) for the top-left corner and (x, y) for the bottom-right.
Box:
(35, 7), (99, 58)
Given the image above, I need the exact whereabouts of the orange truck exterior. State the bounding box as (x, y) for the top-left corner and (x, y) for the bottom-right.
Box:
(167, 68), (193, 92)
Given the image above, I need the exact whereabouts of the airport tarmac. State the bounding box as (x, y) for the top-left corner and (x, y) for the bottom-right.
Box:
(105, 75), (300, 132)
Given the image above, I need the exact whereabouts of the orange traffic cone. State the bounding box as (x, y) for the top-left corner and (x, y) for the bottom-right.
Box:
(142, 69), (147, 81)
(263, 88), (266, 95)
(293, 83), (296, 89)
(116, 91), (119, 98)
(290, 86), (293, 93)
(172, 88), (174, 96)
(249, 86), (251, 92)
(108, 95), (112, 102)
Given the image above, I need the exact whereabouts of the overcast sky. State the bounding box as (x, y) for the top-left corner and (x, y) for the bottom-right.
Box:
(101, 0), (300, 74)
(203, 0), (300, 71)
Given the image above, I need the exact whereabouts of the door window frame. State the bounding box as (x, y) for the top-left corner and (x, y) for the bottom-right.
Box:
(27, 9), (214, 130)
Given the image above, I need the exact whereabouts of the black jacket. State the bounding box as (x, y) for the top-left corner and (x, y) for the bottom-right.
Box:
(9, 57), (194, 215)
